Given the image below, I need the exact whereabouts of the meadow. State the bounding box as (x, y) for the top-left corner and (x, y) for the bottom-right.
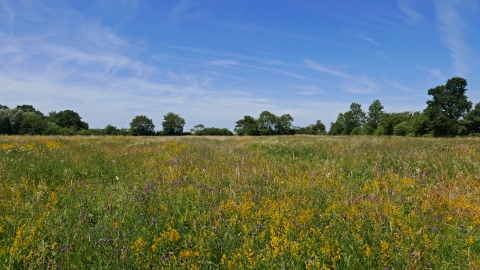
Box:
(0, 135), (479, 269)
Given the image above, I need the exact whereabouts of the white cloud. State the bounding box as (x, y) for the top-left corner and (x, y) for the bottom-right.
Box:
(356, 36), (384, 48)
(304, 59), (378, 94)
(433, 0), (477, 76)
(397, 0), (425, 25)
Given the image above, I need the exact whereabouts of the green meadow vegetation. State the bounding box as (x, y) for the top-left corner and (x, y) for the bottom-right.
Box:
(1, 135), (479, 269)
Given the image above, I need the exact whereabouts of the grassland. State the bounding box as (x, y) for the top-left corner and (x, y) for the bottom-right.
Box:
(0, 135), (479, 269)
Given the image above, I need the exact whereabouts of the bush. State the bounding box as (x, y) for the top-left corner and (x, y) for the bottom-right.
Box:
(393, 121), (410, 136)
(373, 126), (387, 136)
(350, 127), (363, 135)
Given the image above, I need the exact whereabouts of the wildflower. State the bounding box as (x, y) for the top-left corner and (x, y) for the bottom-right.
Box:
(258, 223), (263, 230)
(151, 218), (156, 223)
(426, 263), (432, 268)
(213, 226), (218, 232)
(62, 247), (66, 252)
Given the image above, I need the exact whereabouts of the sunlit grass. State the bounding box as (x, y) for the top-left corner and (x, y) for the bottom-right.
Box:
(0, 135), (479, 269)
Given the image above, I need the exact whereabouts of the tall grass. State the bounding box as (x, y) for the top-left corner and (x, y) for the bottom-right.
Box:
(0, 135), (479, 269)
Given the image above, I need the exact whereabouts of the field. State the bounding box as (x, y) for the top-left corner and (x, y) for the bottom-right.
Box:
(0, 135), (479, 269)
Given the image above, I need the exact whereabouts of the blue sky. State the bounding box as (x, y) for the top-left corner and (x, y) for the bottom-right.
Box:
(1, 0), (479, 130)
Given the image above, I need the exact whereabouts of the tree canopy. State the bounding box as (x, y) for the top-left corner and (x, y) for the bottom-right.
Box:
(425, 77), (472, 137)
(162, 112), (185, 135)
(130, 115), (155, 136)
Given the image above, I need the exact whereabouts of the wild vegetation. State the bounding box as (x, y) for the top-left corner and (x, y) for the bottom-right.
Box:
(1, 135), (479, 269)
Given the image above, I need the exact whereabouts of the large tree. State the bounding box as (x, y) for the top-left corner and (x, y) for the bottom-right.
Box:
(425, 77), (472, 136)
(48, 110), (89, 131)
(130, 115), (155, 136)
(235, 115), (258, 136)
(328, 113), (345, 135)
(162, 112), (185, 135)
(462, 102), (480, 134)
(275, 114), (294, 135)
(257, 111), (277, 135)
(0, 108), (24, 134)
(364, 99), (384, 135)
(19, 112), (47, 135)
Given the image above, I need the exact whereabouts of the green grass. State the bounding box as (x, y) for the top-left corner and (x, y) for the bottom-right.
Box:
(0, 135), (479, 269)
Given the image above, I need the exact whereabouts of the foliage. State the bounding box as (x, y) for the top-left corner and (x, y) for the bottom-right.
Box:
(190, 124), (205, 134)
(462, 102), (480, 134)
(1, 136), (480, 269)
(378, 112), (411, 136)
(104, 125), (119, 135)
(235, 115), (259, 136)
(350, 126), (364, 135)
(48, 110), (89, 131)
(329, 103), (366, 135)
(19, 112), (47, 135)
(425, 77), (472, 137)
(295, 120), (326, 135)
(193, 127), (233, 136)
(373, 126), (387, 136)
(364, 99), (384, 135)
(162, 112), (185, 135)
(0, 108), (23, 134)
(130, 115), (155, 136)
(393, 121), (410, 136)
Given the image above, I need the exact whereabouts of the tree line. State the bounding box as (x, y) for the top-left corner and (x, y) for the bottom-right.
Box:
(1, 77), (479, 137)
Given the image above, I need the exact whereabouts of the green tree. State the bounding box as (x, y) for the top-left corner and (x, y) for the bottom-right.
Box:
(16, 105), (44, 116)
(257, 111), (277, 135)
(235, 115), (258, 136)
(190, 124), (205, 134)
(48, 110), (89, 131)
(345, 103), (366, 134)
(19, 112), (47, 135)
(298, 120), (326, 135)
(425, 77), (472, 136)
(329, 113), (346, 135)
(312, 120), (326, 134)
(275, 114), (294, 135)
(162, 112), (185, 135)
(364, 99), (384, 135)
(195, 127), (233, 136)
(0, 108), (24, 134)
(408, 112), (430, 136)
(378, 112), (410, 135)
(104, 125), (118, 135)
(130, 115), (155, 136)
(462, 102), (480, 134)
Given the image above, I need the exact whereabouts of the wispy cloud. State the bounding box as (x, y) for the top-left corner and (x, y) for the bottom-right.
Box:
(356, 36), (385, 48)
(397, 0), (425, 25)
(433, 0), (477, 76)
(304, 59), (350, 78)
(207, 60), (241, 67)
(0, 0), (14, 27)
(304, 59), (378, 94)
